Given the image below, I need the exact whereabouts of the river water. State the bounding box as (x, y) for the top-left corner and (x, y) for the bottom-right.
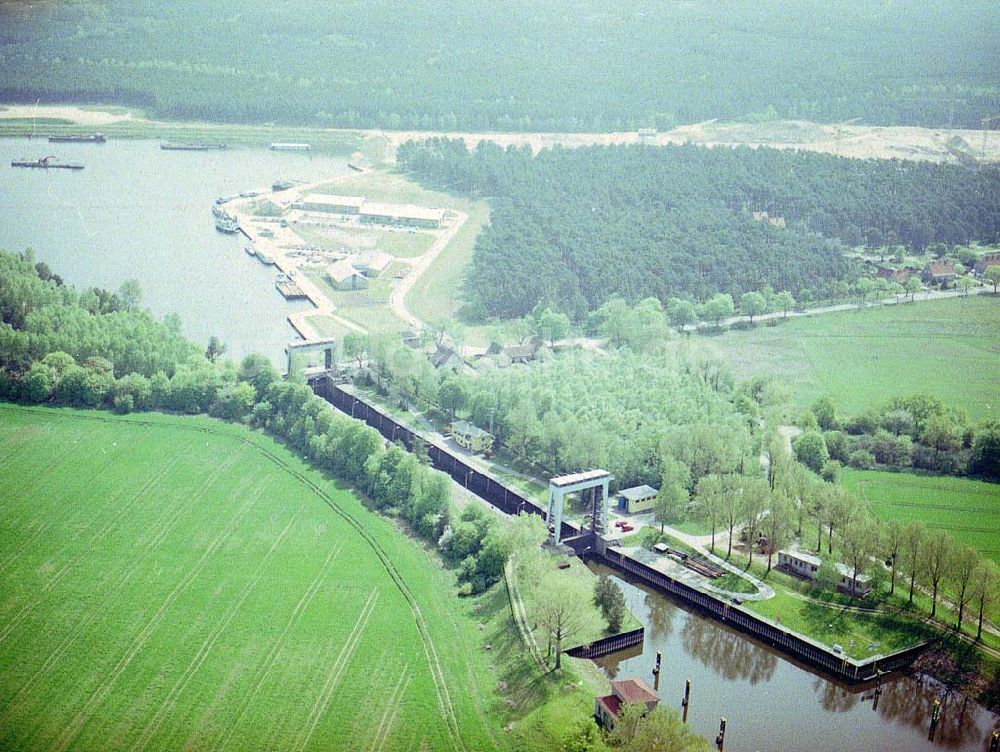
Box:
(591, 565), (998, 752)
(0, 138), (350, 365)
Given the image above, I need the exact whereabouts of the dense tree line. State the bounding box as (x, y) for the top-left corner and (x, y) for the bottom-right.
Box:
(0, 249), (510, 594)
(1, 1), (997, 132)
(353, 327), (758, 492)
(399, 139), (999, 319)
(796, 394), (1000, 481)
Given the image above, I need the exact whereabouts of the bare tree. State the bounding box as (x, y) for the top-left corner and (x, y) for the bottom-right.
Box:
(970, 559), (1000, 640)
(778, 460), (811, 537)
(762, 490), (793, 573)
(924, 530), (953, 619)
(808, 488), (828, 553)
(739, 476), (770, 568)
(717, 474), (744, 560)
(827, 488), (859, 555)
(948, 545), (980, 632)
(839, 516), (879, 598)
(694, 474), (724, 554)
(882, 520), (904, 596)
(537, 577), (590, 670)
(901, 521), (926, 605)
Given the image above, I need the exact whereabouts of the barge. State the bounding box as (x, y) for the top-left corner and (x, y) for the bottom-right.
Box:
(275, 274), (306, 299)
(269, 142), (310, 151)
(11, 156), (84, 170)
(161, 142), (228, 151)
(215, 214), (239, 233)
(48, 133), (106, 144)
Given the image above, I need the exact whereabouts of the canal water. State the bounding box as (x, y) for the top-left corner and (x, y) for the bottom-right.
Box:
(0, 137), (350, 365)
(591, 565), (998, 752)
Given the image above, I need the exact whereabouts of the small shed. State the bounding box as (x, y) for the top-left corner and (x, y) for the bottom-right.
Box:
(777, 550), (822, 579)
(617, 485), (658, 514)
(451, 421), (493, 454)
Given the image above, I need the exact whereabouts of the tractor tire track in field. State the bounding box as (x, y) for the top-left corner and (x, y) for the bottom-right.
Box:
(49, 466), (264, 752)
(132, 513), (296, 752)
(0, 424), (138, 512)
(0, 454), (243, 727)
(0, 441), (198, 647)
(211, 543), (344, 752)
(6, 407), (477, 752)
(0, 521), (51, 578)
(292, 588), (380, 752)
(370, 665), (411, 752)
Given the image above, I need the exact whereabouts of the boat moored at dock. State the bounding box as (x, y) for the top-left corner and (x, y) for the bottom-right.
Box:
(48, 133), (106, 144)
(269, 142), (311, 151)
(214, 214), (239, 233)
(161, 142), (228, 151)
(11, 156), (84, 170)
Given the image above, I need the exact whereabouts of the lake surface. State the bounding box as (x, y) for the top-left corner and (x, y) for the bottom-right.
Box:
(0, 138), (350, 365)
(591, 565), (998, 752)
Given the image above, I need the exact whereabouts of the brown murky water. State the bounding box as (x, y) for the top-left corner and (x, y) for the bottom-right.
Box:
(591, 565), (999, 752)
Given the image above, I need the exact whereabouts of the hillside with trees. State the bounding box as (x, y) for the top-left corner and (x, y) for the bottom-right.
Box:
(399, 139), (1000, 318)
(1, 1), (997, 131)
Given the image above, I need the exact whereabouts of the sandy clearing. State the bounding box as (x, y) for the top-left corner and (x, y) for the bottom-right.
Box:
(0, 104), (137, 126)
(5, 104), (997, 164)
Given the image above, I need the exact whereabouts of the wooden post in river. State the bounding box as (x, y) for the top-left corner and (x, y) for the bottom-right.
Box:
(682, 679), (691, 723)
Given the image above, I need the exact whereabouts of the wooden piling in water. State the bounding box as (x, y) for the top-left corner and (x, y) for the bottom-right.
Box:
(682, 679), (690, 723)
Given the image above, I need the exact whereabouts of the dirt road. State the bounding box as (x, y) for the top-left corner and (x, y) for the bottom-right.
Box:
(388, 210), (468, 331)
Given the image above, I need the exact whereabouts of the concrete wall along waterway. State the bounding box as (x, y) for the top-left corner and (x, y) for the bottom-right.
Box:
(313, 377), (1000, 751)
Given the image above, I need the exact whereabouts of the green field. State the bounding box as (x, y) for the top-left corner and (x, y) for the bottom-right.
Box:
(841, 468), (1000, 563)
(0, 405), (502, 751)
(695, 296), (1000, 420)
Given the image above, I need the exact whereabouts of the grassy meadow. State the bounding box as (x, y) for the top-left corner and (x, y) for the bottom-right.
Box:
(694, 296), (1000, 421)
(0, 405), (504, 752)
(841, 468), (1000, 563)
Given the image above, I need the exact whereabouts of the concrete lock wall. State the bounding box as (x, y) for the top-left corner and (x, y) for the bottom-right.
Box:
(312, 377), (929, 683)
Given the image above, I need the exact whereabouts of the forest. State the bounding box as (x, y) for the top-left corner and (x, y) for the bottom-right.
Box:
(1, 1), (998, 131)
(399, 139), (1000, 318)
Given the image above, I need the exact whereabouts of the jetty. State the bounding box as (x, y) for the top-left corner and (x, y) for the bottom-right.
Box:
(269, 142), (310, 151)
(11, 156), (84, 170)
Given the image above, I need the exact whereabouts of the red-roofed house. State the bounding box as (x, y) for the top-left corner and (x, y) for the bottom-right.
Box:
(595, 678), (659, 729)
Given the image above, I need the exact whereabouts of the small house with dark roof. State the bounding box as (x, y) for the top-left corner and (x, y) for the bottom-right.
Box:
(922, 261), (958, 286)
(595, 678), (659, 729)
(400, 330), (421, 348)
(429, 345), (463, 372)
(617, 485), (659, 515)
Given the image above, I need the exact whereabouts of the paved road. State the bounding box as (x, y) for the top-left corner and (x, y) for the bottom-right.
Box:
(692, 286), (992, 332)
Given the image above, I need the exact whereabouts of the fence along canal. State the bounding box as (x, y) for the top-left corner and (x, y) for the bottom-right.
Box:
(311, 377), (930, 681)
